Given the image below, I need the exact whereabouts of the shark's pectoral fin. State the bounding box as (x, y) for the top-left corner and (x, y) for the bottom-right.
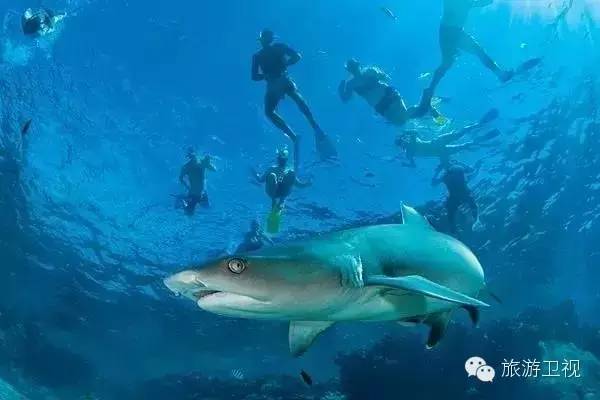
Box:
(335, 254), (364, 288)
(425, 311), (451, 349)
(289, 321), (335, 357)
(367, 275), (489, 308)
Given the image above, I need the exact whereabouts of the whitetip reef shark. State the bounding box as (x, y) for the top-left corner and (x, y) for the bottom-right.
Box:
(164, 205), (489, 356)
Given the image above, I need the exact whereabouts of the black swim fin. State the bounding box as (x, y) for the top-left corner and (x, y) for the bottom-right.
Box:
(480, 128), (502, 141)
(479, 108), (499, 125)
(315, 134), (338, 161)
(516, 57), (543, 75)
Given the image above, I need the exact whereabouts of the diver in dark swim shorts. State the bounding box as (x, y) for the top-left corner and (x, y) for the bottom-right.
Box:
(339, 58), (440, 126)
(252, 148), (311, 211)
(432, 157), (484, 233)
(252, 29), (337, 169)
(422, 0), (515, 106)
(178, 148), (216, 216)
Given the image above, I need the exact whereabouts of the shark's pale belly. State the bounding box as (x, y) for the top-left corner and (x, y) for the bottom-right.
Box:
(316, 289), (455, 322)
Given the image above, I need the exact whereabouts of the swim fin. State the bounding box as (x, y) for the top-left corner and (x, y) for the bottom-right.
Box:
(516, 57), (542, 75)
(479, 108), (499, 125)
(430, 106), (449, 126)
(267, 208), (282, 234)
(315, 133), (338, 161)
(434, 115), (449, 126)
(502, 57), (542, 83)
(480, 128), (502, 141)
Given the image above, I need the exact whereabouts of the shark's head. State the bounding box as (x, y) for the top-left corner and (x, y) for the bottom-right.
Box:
(164, 253), (340, 320)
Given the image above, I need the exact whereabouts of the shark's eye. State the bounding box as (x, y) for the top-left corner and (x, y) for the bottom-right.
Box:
(227, 258), (246, 274)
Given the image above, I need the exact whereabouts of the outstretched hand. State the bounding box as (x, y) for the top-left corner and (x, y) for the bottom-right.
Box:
(248, 166), (261, 184)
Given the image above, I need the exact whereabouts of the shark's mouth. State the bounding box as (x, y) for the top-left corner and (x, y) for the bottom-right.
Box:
(194, 290), (221, 300)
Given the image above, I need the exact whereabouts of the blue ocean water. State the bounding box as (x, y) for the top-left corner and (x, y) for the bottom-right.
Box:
(1, 0), (600, 399)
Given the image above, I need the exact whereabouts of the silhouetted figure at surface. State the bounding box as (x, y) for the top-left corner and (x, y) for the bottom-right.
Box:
(432, 157), (484, 233)
(177, 148), (216, 216)
(21, 8), (65, 37)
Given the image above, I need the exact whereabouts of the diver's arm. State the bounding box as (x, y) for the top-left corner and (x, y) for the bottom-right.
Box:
(402, 155), (416, 168)
(338, 80), (354, 103)
(251, 55), (264, 81)
(431, 165), (444, 186)
(252, 168), (267, 183)
(466, 159), (484, 177)
(471, 0), (493, 8)
(203, 156), (217, 172)
(284, 46), (301, 66)
(179, 168), (190, 190)
(294, 177), (312, 188)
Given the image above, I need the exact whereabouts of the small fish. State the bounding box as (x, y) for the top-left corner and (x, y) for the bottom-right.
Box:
(21, 119), (33, 135)
(231, 369), (244, 380)
(381, 7), (398, 20)
(300, 369), (313, 386)
(418, 72), (432, 80)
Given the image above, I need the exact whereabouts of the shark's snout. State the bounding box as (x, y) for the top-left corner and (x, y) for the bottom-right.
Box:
(164, 270), (207, 299)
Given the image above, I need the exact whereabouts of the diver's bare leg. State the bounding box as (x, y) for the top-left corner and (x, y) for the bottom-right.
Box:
(427, 58), (454, 96)
(265, 92), (300, 169)
(288, 90), (324, 136)
(462, 33), (511, 81)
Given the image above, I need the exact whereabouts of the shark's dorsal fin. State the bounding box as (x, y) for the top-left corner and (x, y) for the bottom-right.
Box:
(289, 321), (335, 357)
(400, 204), (433, 230)
(367, 275), (490, 308)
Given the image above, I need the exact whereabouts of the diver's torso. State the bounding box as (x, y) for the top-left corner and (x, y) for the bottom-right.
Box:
(184, 161), (206, 195)
(256, 43), (289, 80)
(441, 0), (472, 28)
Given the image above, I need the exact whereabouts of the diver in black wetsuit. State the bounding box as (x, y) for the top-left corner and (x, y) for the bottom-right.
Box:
(234, 220), (274, 253)
(21, 8), (64, 36)
(251, 29), (337, 169)
(432, 157), (484, 233)
(252, 148), (311, 212)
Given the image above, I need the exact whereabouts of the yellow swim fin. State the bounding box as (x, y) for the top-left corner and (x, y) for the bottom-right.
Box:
(434, 115), (449, 126)
(267, 208), (282, 234)
(429, 104), (449, 126)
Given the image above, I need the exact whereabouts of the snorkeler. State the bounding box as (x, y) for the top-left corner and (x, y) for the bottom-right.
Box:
(432, 157), (484, 233)
(178, 148), (216, 216)
(252, 29), (337, 169)
(21, 8), (65, 37)
(234, 220), (274, 253)
(339, 58), (443, 126)
(396, 108), (500, 167)
(252, 148), (311, 233)
(423, 0), (541, 106)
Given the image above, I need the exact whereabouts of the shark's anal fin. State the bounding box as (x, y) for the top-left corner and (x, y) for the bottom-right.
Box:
(367, 275), (489, 308)
(289, 321), (335, 357)
(463, 305), (480, 326)
(425, 311), (451, 349)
